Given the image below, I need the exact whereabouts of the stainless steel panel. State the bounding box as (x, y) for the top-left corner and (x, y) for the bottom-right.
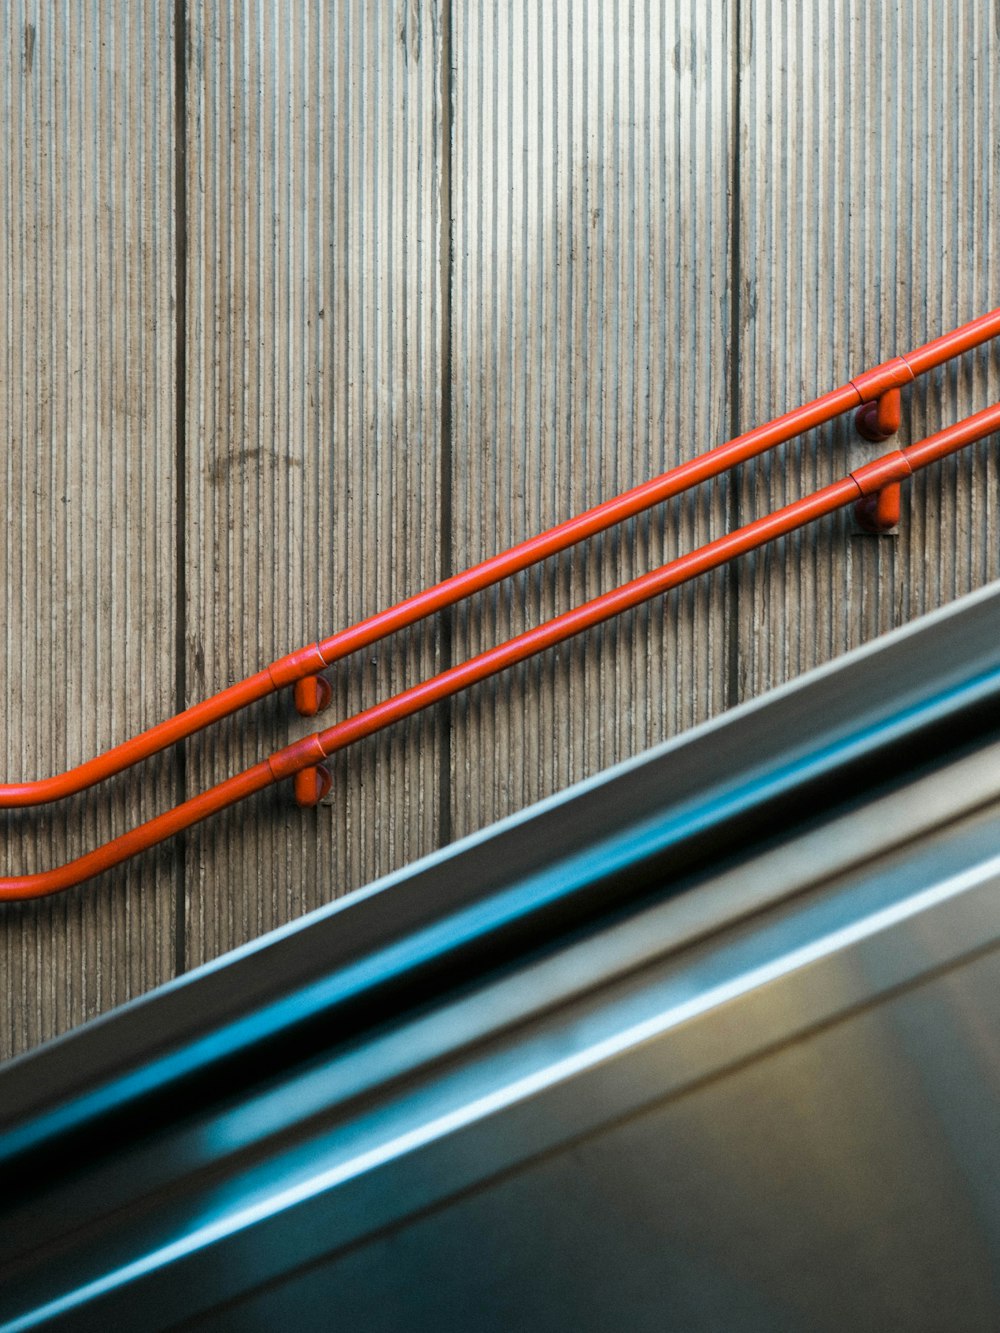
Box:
(232, 942), (1000, 1332)
(448, 0), (735, 840)
(183, 2), (445, 964)
(8, 727), (1000, 1328)
(0, 2), (178, 1060)
(162, 818), (1000, 1330)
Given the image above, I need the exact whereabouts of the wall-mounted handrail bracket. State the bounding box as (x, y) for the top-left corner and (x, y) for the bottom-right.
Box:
(854, 481), (902, 534)
(293, 764), (332, 808)
(293, 674), (333, 718)
(855, 386), (904, 532)
(855, 385), (903, 443)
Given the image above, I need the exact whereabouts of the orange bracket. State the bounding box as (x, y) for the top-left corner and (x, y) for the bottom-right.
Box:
(854, 385), (904, 533)
(293, 764), (332, 808)
(293, 675), (333, 719)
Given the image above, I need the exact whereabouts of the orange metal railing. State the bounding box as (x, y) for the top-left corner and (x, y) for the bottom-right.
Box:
(2, 308), (999, 898)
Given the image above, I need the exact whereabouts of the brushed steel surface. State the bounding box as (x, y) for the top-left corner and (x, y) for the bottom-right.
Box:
(147, 817), (1000, 1330)
(0, 1), (177, 1060)
(227, 935), (1000, 1333)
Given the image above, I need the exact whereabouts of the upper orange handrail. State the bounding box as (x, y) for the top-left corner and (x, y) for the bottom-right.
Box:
(3, 307), (998, 809)
(3, 398), (999, 899)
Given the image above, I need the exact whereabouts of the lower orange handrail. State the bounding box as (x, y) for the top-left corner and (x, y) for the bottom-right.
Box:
(3, 401), (997, 900)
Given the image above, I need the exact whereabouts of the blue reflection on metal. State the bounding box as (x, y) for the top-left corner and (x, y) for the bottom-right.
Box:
(2, 661), (998, 1173)
(9, 847), (1000, 1332)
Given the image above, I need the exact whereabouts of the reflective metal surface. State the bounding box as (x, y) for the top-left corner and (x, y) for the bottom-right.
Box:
(2, 584), (1000, 1329)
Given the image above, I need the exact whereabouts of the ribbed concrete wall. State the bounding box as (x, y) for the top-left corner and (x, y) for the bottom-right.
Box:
(0, 2), (177, 1057)
(2, 1), (998, 1059)
(734, 0), (1000, 697)
(448, 1), (733, 839)
(182, 2), (444, 967)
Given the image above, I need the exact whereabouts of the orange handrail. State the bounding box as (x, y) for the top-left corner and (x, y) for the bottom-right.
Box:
(3, 400), (998, 899)
(2, 307), (999, 809)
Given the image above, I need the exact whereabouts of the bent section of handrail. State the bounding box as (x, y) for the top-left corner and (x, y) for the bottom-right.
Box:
(3, 306), (999, 808)
(3, 400), (998, 900)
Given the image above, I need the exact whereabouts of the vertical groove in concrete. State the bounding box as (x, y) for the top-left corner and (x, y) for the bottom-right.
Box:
(733, 0), (1000, 703)
(448, 0), (735, 840)
(0, 1), (178, 1060)
(173, 0), (189, 978)
(183, 2), (443, 966)
(436, 0), (455, 854)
